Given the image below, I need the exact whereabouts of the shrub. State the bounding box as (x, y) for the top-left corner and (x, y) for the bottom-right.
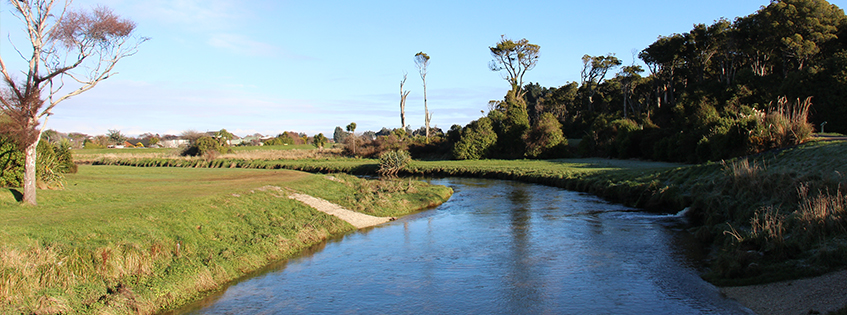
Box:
(83, 138), (105, 149)
(377, 150), (411, 176)
(313, 133), (328, 149)
(453, 117), (497, 160)
(497, 91), (530, 157)
(182, 136), (231, 159)
(609, 118), (640, 158)
(765, 96), (813, 147)
(375, 134), (406, 153)
(524, 112), (567, 158)
(0, 135), (24, 187)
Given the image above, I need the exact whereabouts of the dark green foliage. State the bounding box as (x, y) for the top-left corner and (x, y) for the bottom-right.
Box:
(182, 136), (232, 159)
(313, 133), (328, 149)
(0, 135), (23, 187)
(494, 90), (530, 158)
(557, 0), (847, 162)
(333, 126), (348, 143)
(452, 117), (497, 160)
(524, 113), (568, 158)
(0, 135), (76, 188)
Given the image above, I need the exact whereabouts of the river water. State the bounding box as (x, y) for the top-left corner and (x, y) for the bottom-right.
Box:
(176, 178), (753, 314)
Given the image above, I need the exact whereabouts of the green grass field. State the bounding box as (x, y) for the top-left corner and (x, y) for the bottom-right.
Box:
(12, 139), (847, 313)
(72, 144), (320, 156)
(0, 166), (451, 314)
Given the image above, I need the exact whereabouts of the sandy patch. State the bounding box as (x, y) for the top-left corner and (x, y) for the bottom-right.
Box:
(721, 270), (847, 314)
(289, 193), (394, 229)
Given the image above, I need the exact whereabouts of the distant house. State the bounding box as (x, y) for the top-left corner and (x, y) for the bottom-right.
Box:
(231, 135), (264, 146)
(160, 139), (190, 148)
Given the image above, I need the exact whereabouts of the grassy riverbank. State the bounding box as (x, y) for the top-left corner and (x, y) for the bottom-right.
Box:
(0, 166), (451, 314)
(92, 139), (847, 286)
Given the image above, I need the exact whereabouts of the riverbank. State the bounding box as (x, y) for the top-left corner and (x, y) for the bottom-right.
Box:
(0, 166), (452, 314)
(92, 140), (847, 284)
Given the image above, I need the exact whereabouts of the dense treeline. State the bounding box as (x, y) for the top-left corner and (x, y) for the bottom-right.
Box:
(449, 0), (846, 163)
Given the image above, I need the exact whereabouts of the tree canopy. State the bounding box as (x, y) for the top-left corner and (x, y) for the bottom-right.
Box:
(489, 35), (540, 97)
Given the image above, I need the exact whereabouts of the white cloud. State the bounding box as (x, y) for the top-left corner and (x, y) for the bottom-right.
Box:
(134, 0), (247, 31)
(207, 33), (278, 57)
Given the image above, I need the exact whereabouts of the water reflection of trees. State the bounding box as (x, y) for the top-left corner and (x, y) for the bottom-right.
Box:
(505, 184), (544, 312)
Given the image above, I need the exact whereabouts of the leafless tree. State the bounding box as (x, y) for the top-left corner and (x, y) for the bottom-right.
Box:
(180, 129), (205, 143)
(414, 52), (432, 140)
(399, 73), (410, 130)
(0, 0), (146, 205)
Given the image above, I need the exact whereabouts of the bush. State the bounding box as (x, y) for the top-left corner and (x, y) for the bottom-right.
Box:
(377, 150), (411, 176)
(0, 137), (78, 189)
(313, 133), (328, 149)
(83, 138), (105, 149)
(182, 136), (231, 159)
(524, 113), (568, 158)
(453, 117), (498, 160)
(0, 135), (24, 187)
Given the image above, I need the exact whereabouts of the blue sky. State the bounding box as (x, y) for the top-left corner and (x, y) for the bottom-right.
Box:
(2, 0), (844, 137)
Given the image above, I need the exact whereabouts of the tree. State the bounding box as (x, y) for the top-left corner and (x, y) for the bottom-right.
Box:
(580, 54), (622, 109)
(489, 35), (540, 97)
(107, 129), (126, 144)
(414, 52), (432, 140)
(313, 133), (328, 149)
(639, 35), (685, 108)
(214, 129), (234, 146)
(759, 0), (845, 73)
(333, 126), (348, 143)
(0, 1), (145, 205)
(399, 73), (410, 129)
(618, 65), (644, 118)
(345, 122), (358, 155)
(180, 129), (205, 143)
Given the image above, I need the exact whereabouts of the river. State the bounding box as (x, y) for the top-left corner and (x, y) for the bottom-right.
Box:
(174, 178), (753, 314)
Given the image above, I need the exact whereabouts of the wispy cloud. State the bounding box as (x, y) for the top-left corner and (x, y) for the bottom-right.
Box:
(133, 0), (246, 31)
(207, 33), (278, 57)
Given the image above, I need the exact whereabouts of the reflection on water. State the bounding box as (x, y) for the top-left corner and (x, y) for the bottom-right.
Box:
(174, 178), (752, 314)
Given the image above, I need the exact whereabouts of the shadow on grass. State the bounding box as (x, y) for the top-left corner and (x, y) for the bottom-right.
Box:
(8, 189), (22, 202)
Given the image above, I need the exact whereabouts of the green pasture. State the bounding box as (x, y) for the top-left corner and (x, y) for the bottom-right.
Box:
(0, 166), (451, 314)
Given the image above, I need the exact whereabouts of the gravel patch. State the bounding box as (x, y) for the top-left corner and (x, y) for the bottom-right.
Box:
(721, 270), (847, 315)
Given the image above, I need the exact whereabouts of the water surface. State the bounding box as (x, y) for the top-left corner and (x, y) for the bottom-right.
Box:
(178, 178), (752, 314)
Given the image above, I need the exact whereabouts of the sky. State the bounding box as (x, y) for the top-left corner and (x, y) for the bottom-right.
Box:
(1, 0), (845, 138)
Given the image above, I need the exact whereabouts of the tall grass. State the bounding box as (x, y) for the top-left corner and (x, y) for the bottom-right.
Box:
(794, 186), (846, 246)
(763, 96), (814, 148)
(707, 151), (847, 284)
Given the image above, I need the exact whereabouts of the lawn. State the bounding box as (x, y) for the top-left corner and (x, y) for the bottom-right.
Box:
(0, 165), (451, 314)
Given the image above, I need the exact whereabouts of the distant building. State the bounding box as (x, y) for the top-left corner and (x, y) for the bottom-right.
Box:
(230, 135), (264, 146)
(160, 139), (190, 148)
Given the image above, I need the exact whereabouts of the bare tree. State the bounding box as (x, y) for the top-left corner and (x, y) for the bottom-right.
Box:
(0, 0), (145, 205)
(180, 129), (205, 143)
(414, 52), (431, 140)
(399, 73), (410, 130)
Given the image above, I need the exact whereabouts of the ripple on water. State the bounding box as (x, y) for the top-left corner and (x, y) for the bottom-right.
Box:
(177, 178), (754, 315)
